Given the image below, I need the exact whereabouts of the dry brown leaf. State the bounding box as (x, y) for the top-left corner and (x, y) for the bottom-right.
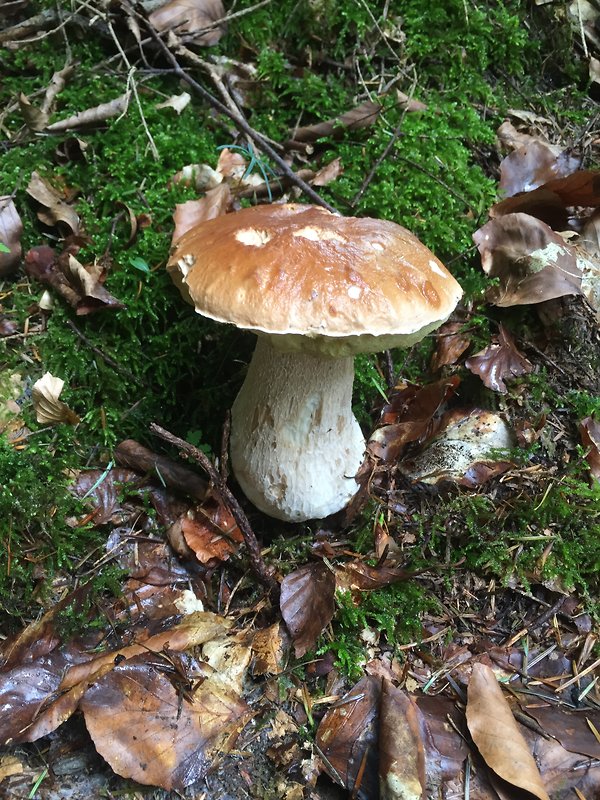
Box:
(465, 324), (533, 392)
(24, 244), (125, 315)
(316, 674), (380, 797)
(280, 562), (335, 658)
(496, 120), (546, 153)
(580, 416), (600, 481)
(466, 662), (550, 800)
(18, 92), (49, 131)
(171, 183), (233, 247)
(45, 92), (131, 132)
(0, 196), (23, 277)
(492, 170), (600, 222)
(337, 560), (416, 591)
(148, 0), (226, 46)
(80, 654), (250, 790)
(379, 681), (426, 800)
(31, 372), (80, 425)
(26, 171), (80, 235)
(311, 156), (343, 187)
(59, 611), (231, 691)
(289, 99), (382, 145)
(395, 89), (427, 112)
(474, 212), (582, 306)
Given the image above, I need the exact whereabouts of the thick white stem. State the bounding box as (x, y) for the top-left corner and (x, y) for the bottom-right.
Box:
(230, 337), (365, 521)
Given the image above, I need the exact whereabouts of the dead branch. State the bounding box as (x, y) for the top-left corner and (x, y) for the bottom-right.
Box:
(141, 22), (338, 213)
(150, 422), (279, 598)
(115, 438), (209, 501)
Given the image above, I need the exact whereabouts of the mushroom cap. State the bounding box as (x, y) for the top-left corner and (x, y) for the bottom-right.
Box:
(168, 203), (463, 355)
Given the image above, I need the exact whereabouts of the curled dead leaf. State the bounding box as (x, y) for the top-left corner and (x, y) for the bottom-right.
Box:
(499, 141), (580, 199)
(379, 681), (426, 800)
(288, 99), (382, 147)
(31, 372), (79, 425)
(45, 92), (131, 133)
(26, 171), (80, 235)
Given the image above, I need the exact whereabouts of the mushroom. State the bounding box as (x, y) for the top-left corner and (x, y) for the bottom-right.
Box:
(168, 204), (462, 522)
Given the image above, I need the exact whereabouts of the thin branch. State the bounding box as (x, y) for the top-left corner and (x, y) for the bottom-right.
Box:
(141, 21), (338, 213)
(150, 423), (279, 598)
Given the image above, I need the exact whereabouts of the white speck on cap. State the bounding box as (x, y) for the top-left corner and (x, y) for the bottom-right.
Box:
(293, 227), (346, 242)
(429, 259), (447, 277)
(348, 285), (361, 299)
(235, 228), (272, 247)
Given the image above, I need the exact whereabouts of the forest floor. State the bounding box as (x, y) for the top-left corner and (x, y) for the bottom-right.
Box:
(1, 1), (600, 798)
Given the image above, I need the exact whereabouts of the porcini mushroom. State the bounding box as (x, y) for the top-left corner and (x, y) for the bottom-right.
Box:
(168, 204), (462, 522)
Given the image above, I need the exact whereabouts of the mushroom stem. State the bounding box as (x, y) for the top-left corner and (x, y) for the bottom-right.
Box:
(230, 337), (365, 522)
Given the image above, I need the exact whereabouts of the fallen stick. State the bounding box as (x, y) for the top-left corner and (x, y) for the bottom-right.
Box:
(150, 423), (279, 597)
(115, 438), (208, 501)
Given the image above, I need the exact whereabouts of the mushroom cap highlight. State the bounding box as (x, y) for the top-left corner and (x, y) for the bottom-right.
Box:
(168, 204), (463, 355)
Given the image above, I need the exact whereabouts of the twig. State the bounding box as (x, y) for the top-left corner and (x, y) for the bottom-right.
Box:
(141, 21), (338, 214)
(150, 422), (279, 597)
(351, 120), (404, 206)
(65, 318), (145, 387)
(115, 438), (208, 501)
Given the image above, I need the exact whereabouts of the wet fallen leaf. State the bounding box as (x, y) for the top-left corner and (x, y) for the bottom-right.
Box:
(316, 674), (380, 797)
(288, 99), (382, 146)
(26, 171), (80, 235)
(45, 92), (131, 132)
(148, 0), (226, 46)
(580, 416), (600, 481)
(474, 212), (582, 306)
(71, 466), (144, 525)
(466, 662), (550, 800)
(18, 92), (49, 131)
(280, 562), (335, 658)
(499, 141), (580, 198)
(0, 196), (23, 277)
(379, 680), (425, 800)
(176, 499), (243, 565)
(31, 372), (80, 425)
(496, 119), (549, 153)
(465, 325), (533, 392)
(400, 408), (514, 487)
(430, 320), (472, 371)
(80, 653), (249, 790)
(492, 169), (600, 221)
(251, 623), (288, 676)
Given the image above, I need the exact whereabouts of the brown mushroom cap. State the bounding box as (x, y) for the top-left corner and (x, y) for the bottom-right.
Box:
(168, 203), (462, 355)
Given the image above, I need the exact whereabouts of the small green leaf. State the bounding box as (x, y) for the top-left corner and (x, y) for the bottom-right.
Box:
(0, 242), (10, 253)
(129, 256), (150, 274)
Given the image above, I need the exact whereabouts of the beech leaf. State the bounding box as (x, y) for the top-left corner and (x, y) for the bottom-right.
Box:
(280, 562), (335, 657)
(466, 662), (550, 800)
(474, 212), (582, 306)
(465, 325), (533, 393)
